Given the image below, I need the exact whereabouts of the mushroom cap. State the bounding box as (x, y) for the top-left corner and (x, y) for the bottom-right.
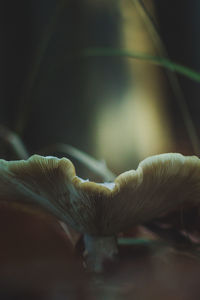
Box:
(0, 153), (200, 235)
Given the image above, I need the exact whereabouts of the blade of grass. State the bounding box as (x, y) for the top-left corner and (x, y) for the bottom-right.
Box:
(84, 48), (200, 83)
(118, 237), (152, 246)
(39, 143), (116, 182)
(0, 125), (29, 159)
(15, 0), (67, 136)
(130, 0), (200, 155)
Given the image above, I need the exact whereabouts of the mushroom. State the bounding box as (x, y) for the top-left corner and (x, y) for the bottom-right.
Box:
(0, 153), (200, 272)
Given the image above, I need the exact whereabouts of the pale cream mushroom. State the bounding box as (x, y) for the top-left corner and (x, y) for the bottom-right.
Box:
(0, 153), (200, 272)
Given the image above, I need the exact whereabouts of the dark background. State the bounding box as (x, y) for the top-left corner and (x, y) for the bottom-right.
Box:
(2, 0), (200, 159)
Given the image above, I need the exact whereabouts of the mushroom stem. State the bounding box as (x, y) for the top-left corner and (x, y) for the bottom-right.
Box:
(83, 234), (118, 272)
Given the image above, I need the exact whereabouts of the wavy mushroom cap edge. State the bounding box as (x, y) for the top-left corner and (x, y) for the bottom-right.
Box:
(0, 153), (199, 236)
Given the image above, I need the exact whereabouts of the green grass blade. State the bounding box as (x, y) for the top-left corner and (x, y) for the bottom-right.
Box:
(118, 237), (151, 246)
(84, 48), (200, 82)
(15, 0), (67, 135)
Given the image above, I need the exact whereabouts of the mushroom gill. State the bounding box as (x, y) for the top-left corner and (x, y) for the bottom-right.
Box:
(0, 153), (200, 271)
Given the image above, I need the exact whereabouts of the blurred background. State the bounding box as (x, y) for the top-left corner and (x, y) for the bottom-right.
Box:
(2, 1), (200, 298)
(2, 0), (200, 175)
